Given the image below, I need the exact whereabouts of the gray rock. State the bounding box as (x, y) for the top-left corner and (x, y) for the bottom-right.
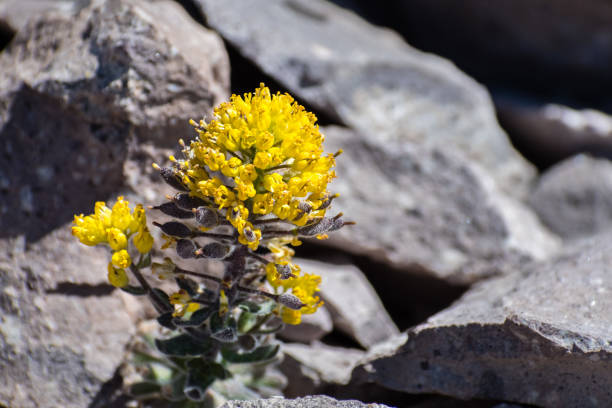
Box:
(279, 304), (333, 343)
(0, 228), (134, 408)
(321, 126), (559, 284)
(220, 395), (390, 408)
(357, 232), (612, 408)
(296, 258), (399, 348)
(0, 0), (229, 241)
(496, 97), (612, 168)
(282, 342), (365, 389)
(0, 0), (78, 34)
(529, 154), (612, 240)
(195, 0), (535, 197)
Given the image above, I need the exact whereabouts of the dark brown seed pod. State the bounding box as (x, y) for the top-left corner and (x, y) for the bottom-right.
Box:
(159, 167), (189, 192)
(173, 193), (209, 210)
(176, 239), (197, 259)
(197, 242), (230, 259)
(275, 264), (295, 280)
(153, 221), (192, 238)
(297, 214), (345, 237)
(278, 293), (306, 310)
(194, 206), (218, 228)
(153, 202), (194, 219)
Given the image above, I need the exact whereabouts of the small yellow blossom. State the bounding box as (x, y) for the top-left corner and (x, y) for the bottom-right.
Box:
(111, 249), (132, 269)
(107, 228), (128, 251)
(133, 227), (154, 253)
(169, 289), (201, 317)
(107, 263), (129, 288)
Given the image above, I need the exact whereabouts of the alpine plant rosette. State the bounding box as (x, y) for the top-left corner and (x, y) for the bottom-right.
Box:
(72, 84), (351, 404)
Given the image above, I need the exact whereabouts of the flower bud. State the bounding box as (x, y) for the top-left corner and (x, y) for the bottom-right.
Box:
(153, 221), (192, 238)
(194, 206), (218, 228)
(278, 293), (305, 310)
(176, 239), (196, 259)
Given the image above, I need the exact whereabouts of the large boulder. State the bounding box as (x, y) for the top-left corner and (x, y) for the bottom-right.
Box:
(321, 126), (559, 284)
(195, 0), (535, 197)
(0, 229), (134, 408)
(529, 154), (612, 240)
(0, 0), (229, 241)
(356, 232), (612, 407)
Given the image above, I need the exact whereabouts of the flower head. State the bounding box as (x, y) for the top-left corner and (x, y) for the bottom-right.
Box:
(72, 196), (154, 286)
(168, 84), (339, 250)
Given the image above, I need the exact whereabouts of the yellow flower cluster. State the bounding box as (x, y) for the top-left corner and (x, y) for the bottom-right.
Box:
(266, 261), (323, 325)
(72, 196), (154, 287)
(172, 83), (338, 250)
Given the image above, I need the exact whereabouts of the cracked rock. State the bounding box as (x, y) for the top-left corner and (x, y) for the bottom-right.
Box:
(0, 0), (229, 241)
(320, 126), (559, 284)
(0, 228), (134, 408)
(356, 232), (612, 408)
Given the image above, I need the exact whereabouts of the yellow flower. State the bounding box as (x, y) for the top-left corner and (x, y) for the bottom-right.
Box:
(110, 196), (132, 231)
(107, 263), (129, 288)
(72, 214), (106, 246)
(169, 289), (201, 317)
(107, 228), (127, 251)
(111, 249), (131, 269)
(133, 227), (154, 253)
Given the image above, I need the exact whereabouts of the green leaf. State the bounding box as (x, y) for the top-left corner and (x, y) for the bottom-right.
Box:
(237, 311), (258, 334)
(209, 312), (226, 334)
(137, 253), (152, 268)
(155, 334), (212, 357)
(184, 369), (215, 402)
(175, 276), (198, 297)
(221, 344), (279, 364)
(188, 359), (231, 380)
(238, 300), (276, 315)
(128, 381), (161, 398)
(173, 306), (214, 327)
(152, 288), (173, 311)
(120, 285), (147, 296)
(131, 350), (168, 366)
(157, 312), (177, 330)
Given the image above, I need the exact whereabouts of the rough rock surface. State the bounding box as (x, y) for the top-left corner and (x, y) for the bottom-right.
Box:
(220, 395), (390, 408)
(0, 228), (134, 408)
(195, 0), (535, 197)
(0, 0), (229, 241)
(296, 258), (398, 348)
(496, 98), (612, 169)
(529, 154), (612, 240)
(320, 126), (559, 284)
(356, 233), (612, 408)
(0, 0), (77, 34)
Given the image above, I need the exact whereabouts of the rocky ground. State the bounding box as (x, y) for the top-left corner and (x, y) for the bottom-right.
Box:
(1, 0), (612, 407)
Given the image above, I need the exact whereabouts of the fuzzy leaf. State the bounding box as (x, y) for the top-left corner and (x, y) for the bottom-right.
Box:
(221, 344), (279, 363)
(155, 334), (212, 357)
(238, 300), (276, 315)
(120, 285), (147, 296)
(157, 312), (177, 330)
(175, 276), (198, 297)
(173, 307), (214, 327)
(137, 253), (152, 268)
(238, 311), (262, 334)
(128, 381), (161, 398)
(152, 288), (173, 311)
